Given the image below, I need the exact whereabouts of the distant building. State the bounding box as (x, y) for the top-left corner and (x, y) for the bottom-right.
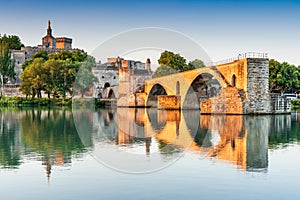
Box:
(42, 20), (72, 49)
(42, 20), (56, 48)
(11, 20), (81, 83)
(10, 50), (25, 83)
(56, 37), (72, 49)
(92, 57), (152, 99)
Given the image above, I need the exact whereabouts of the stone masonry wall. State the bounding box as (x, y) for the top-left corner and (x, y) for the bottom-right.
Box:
(158, 95), (181, 110)
(200, 87), (245, 114)
(244, 58), (270, 114)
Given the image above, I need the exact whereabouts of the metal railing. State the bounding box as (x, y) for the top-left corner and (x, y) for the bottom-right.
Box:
(208, 52), (268, 66)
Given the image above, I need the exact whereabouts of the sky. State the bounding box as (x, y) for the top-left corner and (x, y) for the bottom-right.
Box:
(1, 0), (300, 65)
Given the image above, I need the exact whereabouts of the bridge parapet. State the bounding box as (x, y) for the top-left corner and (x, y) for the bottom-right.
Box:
(208, 52), (268, 66)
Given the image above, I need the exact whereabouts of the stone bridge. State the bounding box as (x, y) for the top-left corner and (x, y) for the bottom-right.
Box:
(117, 54), (290, 114)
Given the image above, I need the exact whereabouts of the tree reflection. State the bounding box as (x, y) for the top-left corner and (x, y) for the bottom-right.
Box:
(268, 114), (300, 149)
(0, 109), (22, 168)
(20, 109), (86, 155)
(19, 109), (86, 180)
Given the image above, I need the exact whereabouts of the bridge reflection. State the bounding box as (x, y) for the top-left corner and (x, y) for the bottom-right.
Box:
(93, 108), (271, 171)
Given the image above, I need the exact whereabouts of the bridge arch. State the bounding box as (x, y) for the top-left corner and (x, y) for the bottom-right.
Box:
(146, 83), (168, 107)
(180, 68), (227, 109)
(144, 66), (228, 109)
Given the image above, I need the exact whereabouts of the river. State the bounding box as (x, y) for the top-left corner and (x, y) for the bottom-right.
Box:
(0, 108), (300, 199)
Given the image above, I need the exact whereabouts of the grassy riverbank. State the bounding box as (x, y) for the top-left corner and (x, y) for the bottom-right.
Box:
(0, 97), (107, 108)
(2, 97), (298, 110)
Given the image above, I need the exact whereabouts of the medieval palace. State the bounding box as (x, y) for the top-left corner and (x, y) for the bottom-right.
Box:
(11, 20), (80, 83)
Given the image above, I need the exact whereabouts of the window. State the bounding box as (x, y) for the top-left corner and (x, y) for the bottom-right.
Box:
(176, 81), (180, 96)
(231, 75), (236, 87)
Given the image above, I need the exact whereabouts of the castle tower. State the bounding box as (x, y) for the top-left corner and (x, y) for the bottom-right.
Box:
(42, 20), (56, 48)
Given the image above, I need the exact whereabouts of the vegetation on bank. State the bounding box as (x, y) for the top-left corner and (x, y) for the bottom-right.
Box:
(0, 97), (107, 108)
(20, 50), (98, 99)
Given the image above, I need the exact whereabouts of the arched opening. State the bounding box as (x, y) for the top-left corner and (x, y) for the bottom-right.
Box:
(104, 82), (110, 89)
(231, 74), (236, 87)
(183, 73), (222, 109)
(176, 81), (180, 96)
(146, 84), (167, 107)
(108, 89), (116, 99)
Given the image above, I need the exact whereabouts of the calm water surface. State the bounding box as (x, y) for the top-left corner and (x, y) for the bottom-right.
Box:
(0, 108), (300, 199)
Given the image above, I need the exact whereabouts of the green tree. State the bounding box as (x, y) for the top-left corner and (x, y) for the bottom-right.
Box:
(269, 59), (300, 93)
(55, 60), (79, 99)
(153, 65), (177, 78)
(155, 51), (205, 77)
(0, 34), (23, 50)
(43, 59), (62, 98)
(158, 50), (187, 72)
(33, 50), (49, 60)
(19, 58), (45, 98)
(187, 59), (205, 70)
(74, 56), (98, 97)
(0, 40), (16, 96)
(49, 50), (87, 62)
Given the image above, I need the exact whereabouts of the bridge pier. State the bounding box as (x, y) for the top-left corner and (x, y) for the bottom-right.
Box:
(158, 95), (181, 110)
(200, 87), (245, 114)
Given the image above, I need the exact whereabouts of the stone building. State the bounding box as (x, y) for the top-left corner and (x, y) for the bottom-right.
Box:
(11, 20), (80, 83)
(92, 60), (119, 98)
(42, 20), (72, 49)
(92, 57), (152, 99)
(10, 50), (25, 83)
(56, 37), (72, 49)
(42, 20), (56, 48)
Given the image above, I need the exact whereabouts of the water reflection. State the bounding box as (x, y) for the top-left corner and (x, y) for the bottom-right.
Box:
(0, 109), (22, 168)
(0, 108), (86, 181)
(76, 108), (300, 172)
(1, 108), (300, 174)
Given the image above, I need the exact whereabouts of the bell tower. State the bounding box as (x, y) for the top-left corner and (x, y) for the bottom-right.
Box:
(47, 20), (52, 36)
(42, 20), (56, 48)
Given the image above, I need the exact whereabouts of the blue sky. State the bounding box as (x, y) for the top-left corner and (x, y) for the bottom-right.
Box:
(1, 0), (300, 65)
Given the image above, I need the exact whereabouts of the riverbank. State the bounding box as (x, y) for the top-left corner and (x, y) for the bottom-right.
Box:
(0, 97), (107, 108)
(1, 97), (300, 111)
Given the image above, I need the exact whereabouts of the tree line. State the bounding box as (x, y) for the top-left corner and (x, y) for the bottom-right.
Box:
(20, 50), (98, 99)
